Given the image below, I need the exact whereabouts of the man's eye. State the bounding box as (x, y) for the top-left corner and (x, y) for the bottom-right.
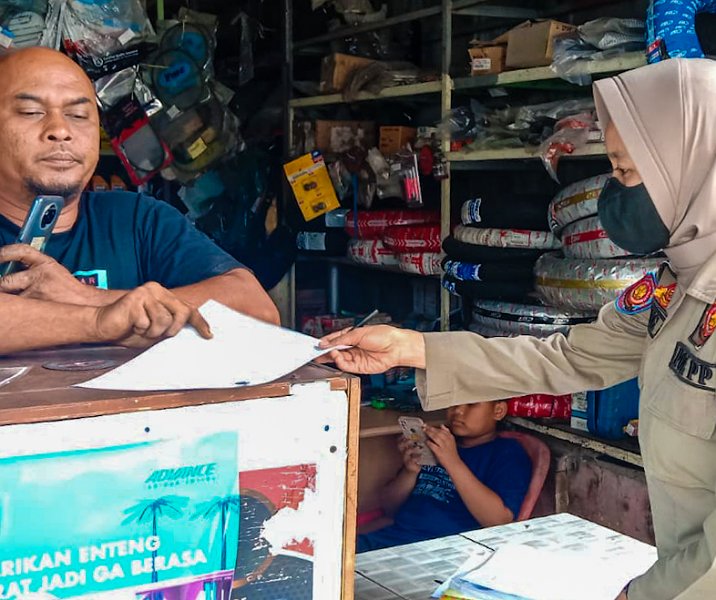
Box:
(19, 111), (42, 116)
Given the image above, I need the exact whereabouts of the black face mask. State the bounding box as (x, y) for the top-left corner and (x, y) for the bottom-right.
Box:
(597, 177), (670, 255)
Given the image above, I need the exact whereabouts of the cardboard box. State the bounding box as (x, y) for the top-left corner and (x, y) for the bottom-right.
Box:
(379, 126), (417, 154)
(314, 120), (376, 153)
(505, 20), (576, 69)
(320, 53), (376, 93)
(468, 44), (506, 76)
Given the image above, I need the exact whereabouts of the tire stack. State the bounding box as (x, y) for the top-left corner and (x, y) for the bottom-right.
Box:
(442, 196), (560, 303)
(344, 210), (442, 275)
(441, 195), (595, 338)
(537, 174), (664, 312)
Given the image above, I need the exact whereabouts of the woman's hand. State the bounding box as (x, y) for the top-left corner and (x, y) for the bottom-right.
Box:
(318, 325), (426, 374)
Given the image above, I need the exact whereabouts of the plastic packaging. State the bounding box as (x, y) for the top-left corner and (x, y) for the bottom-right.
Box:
(442, 275), (534, 303)
(398, 252), (443, 276)
(460, 196), (551, 231)
(443, 259), (536, 283)
(561, 215), (630, 259)
(534, 253), (664, 312)
(347, 238), (399, 266)
(539, 112), (595, 182)
(344, 209), (439, 238)
(453, 225), (560, 250)
(549, 173), (611, 234)
(383, 224), (441, 253)
(508, 394), (572, 420)
(587, 378), (640, 439)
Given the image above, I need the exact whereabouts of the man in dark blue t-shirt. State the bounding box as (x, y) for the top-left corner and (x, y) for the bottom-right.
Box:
(357, 400), (532, 552)
(0, 48), (278, 354)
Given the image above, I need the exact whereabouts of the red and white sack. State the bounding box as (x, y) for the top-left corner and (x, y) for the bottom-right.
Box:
(508, 394), (571, 421)
(347, 238), (399, 266)
(383, 224), (441, 253)
(535, 253), (664, 312)
(454, 225), (560, 250)
(398, 252), (443, 276)
(561, 215), (630, 259)
(344, 209), (440, 238)
(549, 173), (610, 234)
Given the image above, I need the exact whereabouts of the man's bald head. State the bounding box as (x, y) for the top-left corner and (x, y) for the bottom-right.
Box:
(0, 47), (100, 210)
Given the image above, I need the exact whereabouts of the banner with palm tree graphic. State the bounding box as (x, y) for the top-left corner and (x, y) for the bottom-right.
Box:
(0, 431), (239, 600)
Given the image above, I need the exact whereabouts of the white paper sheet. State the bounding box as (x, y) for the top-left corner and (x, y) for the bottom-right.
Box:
(76, 300), (341, 391)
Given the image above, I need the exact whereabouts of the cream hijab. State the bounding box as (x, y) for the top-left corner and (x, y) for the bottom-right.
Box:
(593, 58), (716, 301)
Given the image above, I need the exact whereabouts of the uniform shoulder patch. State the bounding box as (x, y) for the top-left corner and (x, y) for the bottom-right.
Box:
(616, 272), (658, 315)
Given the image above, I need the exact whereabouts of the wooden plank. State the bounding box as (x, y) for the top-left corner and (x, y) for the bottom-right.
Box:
(342, 376), (362, 600)
(289, 81), (442, 107)
(0, 346), (348, 426)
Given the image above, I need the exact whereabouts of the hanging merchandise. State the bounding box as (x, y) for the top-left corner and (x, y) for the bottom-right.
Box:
(561, 215), (630, 259)
(62, 0), (155, 78)
(344, 209), (439, 238)
(296, 229), (349, 256)
(393, 151), (423, 207)
(453, 225), (561, 251)
(160, 20), (215, 73)
(149, 48), (209, 111)
(347, 238), (400, 266)
(284, 152), (341, 222)
(539, 112), (596, 182)
(549, 173), (610, 234)
(534, 253), (664, 312)
(469, 299), (596, 338)
(383, 224), (441, 253)
(95, 68), (173, 185)
(0, 0), (61, 49)
(646, 0), (716, 63)
(398, 252), (442, 276)
(460, 196), (551, 231)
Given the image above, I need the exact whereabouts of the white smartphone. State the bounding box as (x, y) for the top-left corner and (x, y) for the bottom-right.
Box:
(398, 416), (437, 466)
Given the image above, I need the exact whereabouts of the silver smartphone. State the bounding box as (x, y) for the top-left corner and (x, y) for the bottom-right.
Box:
(2, 196), (64, 277)
(398, 416), (437, 466)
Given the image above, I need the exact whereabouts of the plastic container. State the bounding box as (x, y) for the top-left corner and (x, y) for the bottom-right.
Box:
(587, 378), (640, 439)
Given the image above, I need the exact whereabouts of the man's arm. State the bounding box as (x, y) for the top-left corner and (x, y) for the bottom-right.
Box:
(0, 246), (280, 324)
(0, 283), (211, 355)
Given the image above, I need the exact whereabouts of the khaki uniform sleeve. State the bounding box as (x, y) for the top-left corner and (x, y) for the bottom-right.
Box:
(630, 509), (716, 600)
(415, 301), (649, 410)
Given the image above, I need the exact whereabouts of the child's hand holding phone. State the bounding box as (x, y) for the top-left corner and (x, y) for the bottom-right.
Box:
(398, 416), (437, 467)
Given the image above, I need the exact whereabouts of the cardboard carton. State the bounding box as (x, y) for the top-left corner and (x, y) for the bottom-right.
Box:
(505, 19), (576, 69)
(320, 52), (376, 93)
(314, 120), (376, 153)
(379, 126), (417, 154)
(468, 43), (507, 75)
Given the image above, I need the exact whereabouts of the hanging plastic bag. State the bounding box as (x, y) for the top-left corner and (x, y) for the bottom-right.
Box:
(539, 112), (594, 183)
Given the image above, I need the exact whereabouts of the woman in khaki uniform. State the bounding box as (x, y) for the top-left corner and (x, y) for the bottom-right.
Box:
(321, 58), (716, 600)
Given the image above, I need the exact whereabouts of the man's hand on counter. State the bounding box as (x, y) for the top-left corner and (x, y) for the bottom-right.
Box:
(93, 282), (212, 347)
(318, 324), (426, 374)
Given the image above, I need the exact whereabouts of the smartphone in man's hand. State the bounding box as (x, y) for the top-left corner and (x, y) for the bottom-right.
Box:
(2, 196), (64, 276)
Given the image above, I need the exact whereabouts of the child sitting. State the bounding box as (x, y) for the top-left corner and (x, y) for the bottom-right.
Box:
(357, 400), (532, 552)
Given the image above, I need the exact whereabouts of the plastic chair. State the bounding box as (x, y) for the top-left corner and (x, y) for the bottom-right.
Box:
(498, 430), (551, 521)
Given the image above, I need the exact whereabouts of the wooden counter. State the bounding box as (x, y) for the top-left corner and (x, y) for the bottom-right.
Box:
(0, 345), (360, 600)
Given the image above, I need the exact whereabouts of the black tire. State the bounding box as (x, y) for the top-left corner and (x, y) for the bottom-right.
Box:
(460, 195), (551, 230)
(441, 257), (537, 282)
(443, 275), (535, 303)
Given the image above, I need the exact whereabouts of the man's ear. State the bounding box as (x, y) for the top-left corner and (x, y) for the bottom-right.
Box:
(493, 400), (508, 422)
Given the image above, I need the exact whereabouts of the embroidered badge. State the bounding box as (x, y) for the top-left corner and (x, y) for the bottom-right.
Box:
(616, 272), (657, 315)
(653, 283), (676, 310)
(690, 303), (716, 350)
(670, 342), (715, 390)
(648, 263), (676, 338)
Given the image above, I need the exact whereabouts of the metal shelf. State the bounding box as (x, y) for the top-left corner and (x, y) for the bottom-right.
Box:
(507, 416), (642, 467)
(453, 52), (646, 91)
(448, 142), (607, 163)
(289, 81), (442, 107)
